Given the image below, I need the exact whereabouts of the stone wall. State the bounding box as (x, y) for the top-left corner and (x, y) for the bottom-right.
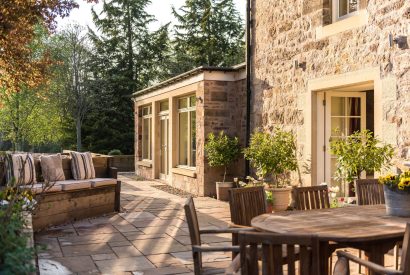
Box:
(251, 0), (410, 184)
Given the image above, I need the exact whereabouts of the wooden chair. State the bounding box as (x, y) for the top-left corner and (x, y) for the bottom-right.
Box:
(184, 196), (252, 275)
(237, 231), (320, 275)
(228, 186), (267, 227)
(355, 179), (385, 206)
(333, 223), (410, 275)
(293, 185), (330, 210)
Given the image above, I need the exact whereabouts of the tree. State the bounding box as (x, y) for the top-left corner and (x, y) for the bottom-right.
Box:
(171, 0), (245, 74)
(0, 0), (95, 95)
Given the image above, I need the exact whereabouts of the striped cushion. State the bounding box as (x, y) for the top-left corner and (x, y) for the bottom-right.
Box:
(6, 153), (37, 185)
(70, 152), (95, 180)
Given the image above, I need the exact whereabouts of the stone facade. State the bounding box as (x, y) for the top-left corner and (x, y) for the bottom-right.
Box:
(133, 66), (246, 196)
(251, 0), (410, 185)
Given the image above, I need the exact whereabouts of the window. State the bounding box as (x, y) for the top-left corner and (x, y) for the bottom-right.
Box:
(141, 106), (152, 160)
(178, 95), (196, 167)
(334, 0), (359, 20)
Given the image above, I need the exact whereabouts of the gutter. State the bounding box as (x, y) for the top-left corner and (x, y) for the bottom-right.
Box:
(245, 0), (252, 176)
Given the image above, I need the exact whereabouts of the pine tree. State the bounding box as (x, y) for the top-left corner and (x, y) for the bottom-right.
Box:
(172, 0), (245, 74)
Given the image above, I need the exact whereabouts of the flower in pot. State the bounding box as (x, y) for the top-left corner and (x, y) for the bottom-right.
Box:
(243, 128), (298, 210)
(204, 131), (240, 201)
(379, 172), (410, 217)
(330, 130), (394, 197)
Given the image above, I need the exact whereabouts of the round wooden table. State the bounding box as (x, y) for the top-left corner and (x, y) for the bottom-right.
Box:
(251, 205), (410, 275)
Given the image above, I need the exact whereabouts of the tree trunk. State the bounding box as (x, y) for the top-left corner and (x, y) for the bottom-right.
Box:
(76, 117), (82, 152)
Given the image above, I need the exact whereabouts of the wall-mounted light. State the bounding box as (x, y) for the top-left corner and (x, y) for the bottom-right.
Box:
(196, 96), (203, 103)
(389, 33), (408, 49)
(294, 60), (307, 71)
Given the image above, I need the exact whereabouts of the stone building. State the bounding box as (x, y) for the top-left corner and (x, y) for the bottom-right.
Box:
(250, 0), (410, 191)
(132, 65), (246, 196)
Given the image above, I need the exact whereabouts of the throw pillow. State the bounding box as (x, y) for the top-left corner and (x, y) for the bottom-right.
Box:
(6, 153), (37, 185)
(70, 152), (95, 180)
(40, 154), (65, 183)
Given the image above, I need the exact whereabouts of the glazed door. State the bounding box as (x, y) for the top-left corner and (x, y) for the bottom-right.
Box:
(160, 116), (169, 180)
(325, 92), (366, 195)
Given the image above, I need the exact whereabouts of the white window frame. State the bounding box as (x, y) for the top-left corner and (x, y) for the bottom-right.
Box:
(177, 95), (196, 169)
(332, 0), (360, 22)
(141, 106), (152, 161)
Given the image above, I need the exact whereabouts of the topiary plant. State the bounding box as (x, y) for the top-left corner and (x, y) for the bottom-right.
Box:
(204, 131), (240, 183)
(243, 128), (297, 188)
(108, 149), (122, 156)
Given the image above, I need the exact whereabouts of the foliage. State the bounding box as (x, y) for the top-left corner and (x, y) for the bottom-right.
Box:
(243, 128), (298, 187)
(330, 130), (394, 183)
(204, 131), (240, 182)
(0, 0), (95, 94)
(265, 190), (273, 205)
(379, 171), (410, 193)
(108, 149), (123, 156)
(171, 0), (245, 74)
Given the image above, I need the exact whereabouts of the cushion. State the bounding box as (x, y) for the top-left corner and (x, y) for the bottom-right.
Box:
(91, 178), (117, 188)
(23, 183), (63, 194)
(6, 153), (37, 185)
(56, 180), (91, 191)
(70, 152), (95, 180)
(40, 154), (65, 183)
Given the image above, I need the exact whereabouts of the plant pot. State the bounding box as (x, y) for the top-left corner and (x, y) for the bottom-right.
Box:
(266, 187), (291, 211)
(266, 202), (273, 213)
(384, 185), (410, 217)
(216, 182), (233, 201)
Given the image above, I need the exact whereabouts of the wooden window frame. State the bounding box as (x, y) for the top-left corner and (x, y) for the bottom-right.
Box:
(332, 0), (360, 22)
(177, 95), (196, 168)
(141, 106), (152, 161)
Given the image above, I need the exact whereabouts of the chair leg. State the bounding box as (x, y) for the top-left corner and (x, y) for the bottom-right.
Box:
(329, 254), (333, 275)
(193, 251), (202, 275)
(358, 250), (362, 274)
(395, 245), (400, 270)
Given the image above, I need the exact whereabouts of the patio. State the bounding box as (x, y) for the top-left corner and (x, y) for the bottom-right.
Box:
(35, 174), (400, 275)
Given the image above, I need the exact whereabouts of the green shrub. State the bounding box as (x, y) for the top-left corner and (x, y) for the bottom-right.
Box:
(243, 128), (297, 187)
(204, 131), (240, 183)
(330, 130), (394, 183)
(108, 149), (122, 156)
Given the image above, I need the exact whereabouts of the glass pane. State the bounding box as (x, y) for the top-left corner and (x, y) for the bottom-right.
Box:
(142, 106), (151, 116)
(190, 111), (196, 166)
(339, 0), (348, 17)
(331, 117), (345, 136)
(179, 98), (188, 109)
(331, 97), (345, 116)
(160, 101), (169, 112)
(189, 96), (197, 107)
(179, 112), (188, 165)
(349, 0), (358, 13)
(347, 118), (361, 135)
(347, 97), (361, 116)
(142, 118), (150, 159)
(160, 119), (166, 174)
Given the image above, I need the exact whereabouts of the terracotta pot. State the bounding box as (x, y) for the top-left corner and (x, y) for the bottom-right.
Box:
(384, 186), (410, 217)
(266, 203), (273, 213)
(216, 182), (233, 201)
(266, 187), (291, 211)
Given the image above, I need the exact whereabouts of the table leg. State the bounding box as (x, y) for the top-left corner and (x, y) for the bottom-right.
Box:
(319, 242), (330, 275)
(364, 246), (385, 275)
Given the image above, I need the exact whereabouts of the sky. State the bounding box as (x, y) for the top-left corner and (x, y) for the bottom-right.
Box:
(56, 0), (246, 32)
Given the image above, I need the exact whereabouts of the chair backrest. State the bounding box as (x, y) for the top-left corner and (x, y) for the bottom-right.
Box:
(239, 231), (320, 275)
(184, 196), (201, 246)
(355, 179), (385, 205)
(229, 186), (267, 226)
(294, 185), (330, 210)
(401, 223), (410, 274)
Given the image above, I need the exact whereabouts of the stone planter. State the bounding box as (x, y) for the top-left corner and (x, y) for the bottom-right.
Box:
(384, 186), (410, 217)
(216, 182), (233, 201)
(266, 187), (291, 211)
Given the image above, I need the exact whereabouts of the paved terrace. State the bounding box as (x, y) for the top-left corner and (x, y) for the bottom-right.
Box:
(36, 175), (397, 275)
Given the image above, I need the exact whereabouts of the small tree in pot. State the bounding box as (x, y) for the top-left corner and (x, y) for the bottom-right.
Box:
(330, 130), (394, 196)
(243, 128), (298, 210)
(205, 131), (240, 200)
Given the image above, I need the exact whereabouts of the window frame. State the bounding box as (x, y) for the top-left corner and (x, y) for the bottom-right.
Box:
(177, 95), (196, 169)
(333, 0), (360, 22)
(141, 105), (152, 161)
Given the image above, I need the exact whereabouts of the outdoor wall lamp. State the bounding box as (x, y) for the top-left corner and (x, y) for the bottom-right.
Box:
(294, 60), (306, 71)
(196, 96), (203, 103)
(389, 33), (408, 49)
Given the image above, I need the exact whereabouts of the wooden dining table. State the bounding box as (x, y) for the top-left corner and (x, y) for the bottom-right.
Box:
(251, 204), (410, 275)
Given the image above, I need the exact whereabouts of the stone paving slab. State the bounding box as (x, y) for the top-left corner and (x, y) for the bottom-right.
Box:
(35, 175), (400, 274)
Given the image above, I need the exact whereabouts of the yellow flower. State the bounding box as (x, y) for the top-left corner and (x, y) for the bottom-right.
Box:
(398, 183), (405, 190)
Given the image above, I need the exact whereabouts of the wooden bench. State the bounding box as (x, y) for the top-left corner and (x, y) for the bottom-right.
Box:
(1, 154), (121, 231)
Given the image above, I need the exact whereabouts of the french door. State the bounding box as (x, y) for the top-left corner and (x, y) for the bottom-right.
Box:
(160, 115), (169, 180)
(324, 92), (366, 195)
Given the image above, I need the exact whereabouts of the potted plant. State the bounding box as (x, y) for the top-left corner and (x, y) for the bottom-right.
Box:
(330, 130), (394, 197)
(243, 128), (298, 211)
(204, 131), (240, 201)
(379, 172), (410, 217)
